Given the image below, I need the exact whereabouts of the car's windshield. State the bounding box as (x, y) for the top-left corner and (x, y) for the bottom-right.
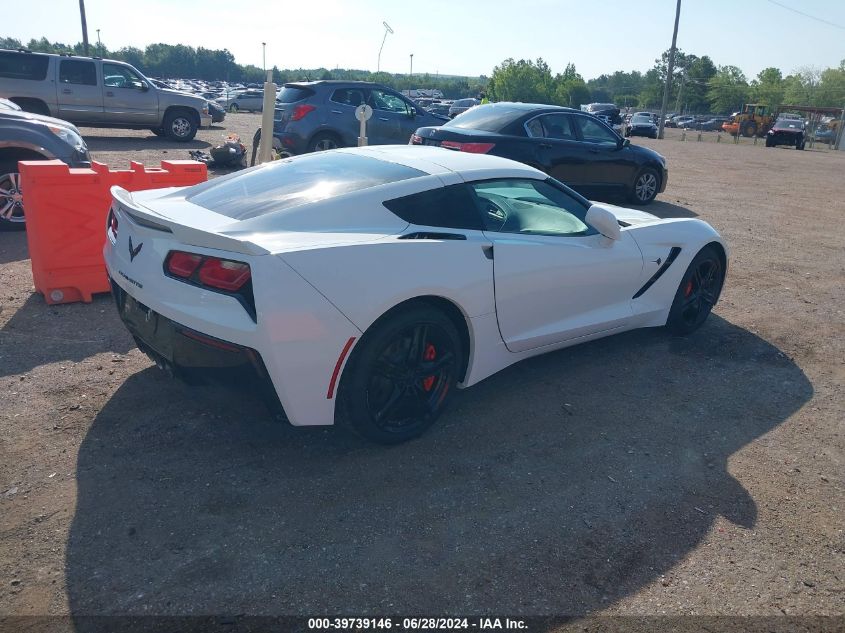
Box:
(187, 152), (425, 221)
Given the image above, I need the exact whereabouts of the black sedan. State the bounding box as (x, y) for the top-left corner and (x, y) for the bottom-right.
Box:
(626, 114), (658, 139)
(412, 103), (668, 204)
(766, 118), (806, 149)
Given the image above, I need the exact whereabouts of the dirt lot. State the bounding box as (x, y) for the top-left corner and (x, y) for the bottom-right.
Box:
(0, 114), (843, 628)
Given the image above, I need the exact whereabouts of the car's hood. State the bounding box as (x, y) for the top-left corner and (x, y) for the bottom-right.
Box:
(592, 201), (660, 226)
(0, 108), (82, 134)
(630, 119), (655, 126)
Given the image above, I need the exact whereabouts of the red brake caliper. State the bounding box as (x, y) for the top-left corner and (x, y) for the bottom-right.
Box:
(422, 343), (436, 392)
(684, 279), (694, 297)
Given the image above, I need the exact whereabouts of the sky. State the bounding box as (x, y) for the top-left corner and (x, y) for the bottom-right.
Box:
(6, 0), (845, 80)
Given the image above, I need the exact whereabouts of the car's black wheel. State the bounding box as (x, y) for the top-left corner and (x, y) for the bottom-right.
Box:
(229, 103), (239, 113)
(163, 109), (198, 142)
(765, 138), (773, 147)
(308, 132), (342, 152)
(629, 167), (660, 205)
(796, 137), (805, 150)
(666, 246), (725, 335)
(337, 306), (462, 444)
(0, 162), (28, 231)
(150, 127), (166, 137)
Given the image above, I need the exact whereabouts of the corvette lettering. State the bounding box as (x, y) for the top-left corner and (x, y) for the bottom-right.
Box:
(118, 270), (143, 289)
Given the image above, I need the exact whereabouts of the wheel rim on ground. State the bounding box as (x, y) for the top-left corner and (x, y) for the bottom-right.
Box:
(678, 257), (722, 328)
(314, 138), (338, 151)
(635, 172), (657, 202)
(229, 104), (238, 113)
(171, 117), (191, 138)
(0, 172), (25, 224)
(365, 323), (457, 435)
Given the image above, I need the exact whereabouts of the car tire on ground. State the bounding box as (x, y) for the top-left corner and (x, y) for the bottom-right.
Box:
(0, 161), (29, 231)
(229, 103), (239, 113)
(628, 167), (660, 205)
(742, 122), (757, 138)
(150, 127), (166, 137)
(337, 305), (462, 444)
(163, 109), (198, 142)
(308, 132), (343, 153)
(797, 138), (805, 150)
(666, 246), (725, 335)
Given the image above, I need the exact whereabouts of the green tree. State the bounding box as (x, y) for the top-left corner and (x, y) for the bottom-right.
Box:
(750, 67), (784, 110)
(488, 58), (555, 103)
(707, 66), (749, 113)
(816, 60), (845, 106)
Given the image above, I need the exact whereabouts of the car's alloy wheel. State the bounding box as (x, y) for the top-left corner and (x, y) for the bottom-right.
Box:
(170, 117), (191, 138)
(312, 137), (339, 151)
(0, 168), (26, 229)
(229, 104), (239, 113)
(667, 247), (724, 335)
(632, 169), (658, 204)
(338, 307), (461, 444)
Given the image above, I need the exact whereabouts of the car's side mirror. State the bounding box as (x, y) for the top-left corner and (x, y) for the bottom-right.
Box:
(139, 82), (150, 92)
(618, 137), (630, 149)
(586, 204), (621, 241)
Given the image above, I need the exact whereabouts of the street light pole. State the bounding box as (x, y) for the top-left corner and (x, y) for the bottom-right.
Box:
(658, 0), (682, 140)
(96, 29), (101, 54)
(262, 42), (266, 73)
(409, 53), (413, 78)
(78, 0), (89, 56)
(377, 21), (394, 74)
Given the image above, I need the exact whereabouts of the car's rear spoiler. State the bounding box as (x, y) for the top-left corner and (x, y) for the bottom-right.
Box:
(111, 186), (270, 256)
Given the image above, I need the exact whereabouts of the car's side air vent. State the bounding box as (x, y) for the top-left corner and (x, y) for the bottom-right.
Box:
(398, 232), (467, 241)
(633, 246), (682, 299)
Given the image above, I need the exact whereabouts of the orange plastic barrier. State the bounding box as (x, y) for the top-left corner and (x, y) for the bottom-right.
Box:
(19, 160), (207, 305)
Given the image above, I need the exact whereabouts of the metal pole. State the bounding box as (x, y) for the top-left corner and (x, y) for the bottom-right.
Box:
(835, 103), (845, 151)
(262, 42), (266, 73)
(657, 0), (682, 140)
(258, 69), (277, 164)
(410, 53), (413, 78)
(377, 22), (393, 73)
(79, 0), (89, 56)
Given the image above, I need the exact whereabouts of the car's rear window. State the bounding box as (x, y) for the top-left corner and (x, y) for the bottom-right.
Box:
(187, 152), (425, 221)
(0, 51), (49, 81)
(444, 106), (525, 132)
(277, 86), (314, 103)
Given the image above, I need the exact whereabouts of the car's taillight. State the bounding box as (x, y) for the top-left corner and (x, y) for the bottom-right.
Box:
(164, 251), (251, 292)
(410, 133), (423, 145)
(197, 258), (251, 291)
(290, 104), (316, 121)
(166, 251), (203, 278)
(107, 209), (118, 238)
(440, 140), (495, 154)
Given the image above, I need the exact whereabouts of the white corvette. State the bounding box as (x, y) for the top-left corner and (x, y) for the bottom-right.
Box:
(104, 146), (727, 443)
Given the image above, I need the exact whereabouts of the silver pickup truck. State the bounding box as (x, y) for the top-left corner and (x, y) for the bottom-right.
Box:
(0, 49), (210, 141)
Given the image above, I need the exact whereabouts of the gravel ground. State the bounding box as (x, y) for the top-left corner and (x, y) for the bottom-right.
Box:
(0, 114), (843, 628)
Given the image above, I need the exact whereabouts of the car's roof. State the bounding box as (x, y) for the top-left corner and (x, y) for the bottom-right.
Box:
(285, 80), (388, 89)
(341, 145), (545, 180)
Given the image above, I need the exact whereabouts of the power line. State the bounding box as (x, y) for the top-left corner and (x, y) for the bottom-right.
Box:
(765, 0), (845, 30)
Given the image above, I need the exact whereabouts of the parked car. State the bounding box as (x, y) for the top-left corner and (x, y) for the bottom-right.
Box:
(104, 145), (726, 443)
(426, 102), (451, 117)
(0, 106), (91, 229)
(697, 116), (730, 131)
(626, 113), (658, 139)
(766, 117), (806, 149)
(665, 115), (694, 128)
(0, 49), (210, 141)
(271, 80), (449, 154)
(813, 126), (836, 143)
(448, 98), (480, 118)
(412, 102), (668, 204)
(215, 89), (267, 113)
(206, 100), (226, 123)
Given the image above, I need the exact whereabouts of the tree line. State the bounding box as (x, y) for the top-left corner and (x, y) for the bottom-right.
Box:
(3, 36), (844, 113)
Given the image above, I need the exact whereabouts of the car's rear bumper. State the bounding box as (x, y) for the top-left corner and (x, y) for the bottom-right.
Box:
(110, 277), (284, 413)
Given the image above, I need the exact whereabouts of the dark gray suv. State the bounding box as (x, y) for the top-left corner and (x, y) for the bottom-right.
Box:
(272, 80), (448, 154)
(0, 102), (91, 229)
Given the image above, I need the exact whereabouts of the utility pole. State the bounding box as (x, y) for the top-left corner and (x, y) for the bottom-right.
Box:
(79, 0), (90, 56)
(409, 53), (413, 78)
(674, 69), (686, 113)
(262, 42), (266, 73)
(658, 0), (682, 139)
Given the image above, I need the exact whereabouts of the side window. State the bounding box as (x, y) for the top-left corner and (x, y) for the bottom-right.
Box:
(0, 52), (49, 81)
(59, 60), (97, 86)
(369, 89), (410, 114)
(575, 116), (618, 145)
(539, 114), (576, 140)
(330, 88), (366, 107)
(469, 179), (595, 237)
(102, 63), (144, 89)
(383, 184), (483, 230)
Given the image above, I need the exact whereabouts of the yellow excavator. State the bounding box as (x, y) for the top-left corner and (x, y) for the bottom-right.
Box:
(722, 104), (776, 137)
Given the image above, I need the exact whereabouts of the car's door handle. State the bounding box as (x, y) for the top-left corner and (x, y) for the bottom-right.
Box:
(588, 148), (599, 153)
(106, 91), (114, 97)
(62, 88), (72, 94)
(330, 109), (342, 114)
(378, 117), (389, 121)
(538, 142), (552, 149)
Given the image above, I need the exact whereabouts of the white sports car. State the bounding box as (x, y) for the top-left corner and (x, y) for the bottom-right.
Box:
(104, 146), (727, 443)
